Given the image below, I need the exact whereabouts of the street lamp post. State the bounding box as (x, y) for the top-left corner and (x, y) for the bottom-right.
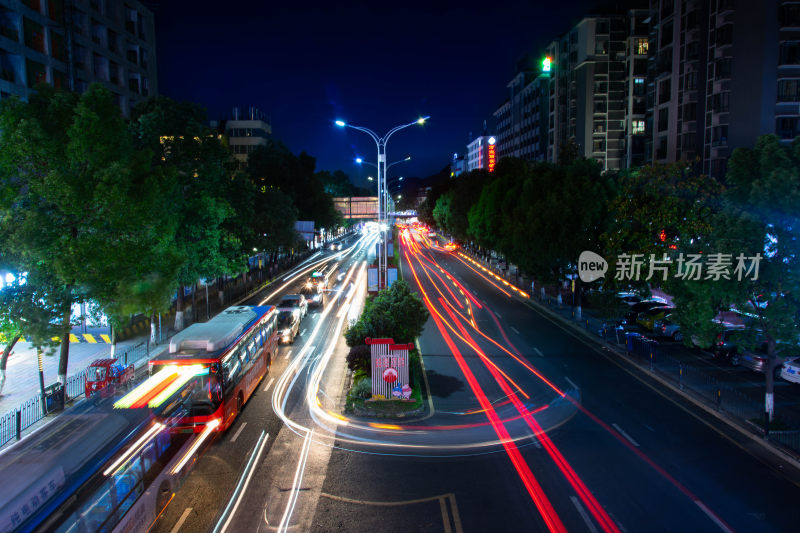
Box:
(336, 117), (428, 289)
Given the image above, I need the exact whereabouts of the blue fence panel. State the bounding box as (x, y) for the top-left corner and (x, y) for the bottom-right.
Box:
(0, 410), (15, 447)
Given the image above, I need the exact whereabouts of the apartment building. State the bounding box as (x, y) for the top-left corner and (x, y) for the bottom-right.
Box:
(645, 0), (794, 179)
(493, 61), (550, 162)
(0, 0), (157, 114)
(216, 106), (272, 167)
(546, 14), (636, 171)
(466, 135), (497, 172)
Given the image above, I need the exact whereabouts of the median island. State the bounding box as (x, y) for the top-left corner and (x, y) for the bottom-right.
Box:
(343, 280), (429, 418)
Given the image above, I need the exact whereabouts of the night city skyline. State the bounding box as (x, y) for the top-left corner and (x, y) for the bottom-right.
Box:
(153, 0), (599, 184)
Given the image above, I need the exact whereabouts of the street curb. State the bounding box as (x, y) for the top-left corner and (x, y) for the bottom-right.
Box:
(516, 293), (800, 478)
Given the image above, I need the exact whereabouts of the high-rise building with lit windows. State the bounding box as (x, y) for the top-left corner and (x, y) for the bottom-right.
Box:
(0, 0), (157, 115)
(645, 0), (794, 179)
(493, 56), (551, 163)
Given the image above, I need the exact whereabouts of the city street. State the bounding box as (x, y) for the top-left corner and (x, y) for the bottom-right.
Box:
(152, 228), (800, 533)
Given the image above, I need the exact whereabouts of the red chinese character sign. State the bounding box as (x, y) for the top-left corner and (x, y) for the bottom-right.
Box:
(487, 137), (496, 172)
(367, 337), (412, 399)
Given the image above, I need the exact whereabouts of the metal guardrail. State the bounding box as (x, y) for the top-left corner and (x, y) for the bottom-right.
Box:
(0, 341), (154, 449)
(64, 369), (88, 401)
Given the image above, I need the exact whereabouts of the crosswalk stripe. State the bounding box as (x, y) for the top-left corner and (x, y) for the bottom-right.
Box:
(83, 334), (97, 343)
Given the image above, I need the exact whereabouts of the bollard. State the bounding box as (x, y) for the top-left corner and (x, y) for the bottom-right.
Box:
(585, 319), (589, 330)
(15, 410), (21, 441)
(716, 388), (721, 410)
(649, 350), (654, 371)
(124, 352), (128, 366)
(679, 364), (683, 391)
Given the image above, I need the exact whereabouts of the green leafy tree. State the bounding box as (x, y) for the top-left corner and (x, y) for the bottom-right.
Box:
(0, 85), (174, 381)
(671, 136), (800, 419)
(0, 267), (66, 394)
(131, 96), (241, 330)
(344, 280), (429, 347)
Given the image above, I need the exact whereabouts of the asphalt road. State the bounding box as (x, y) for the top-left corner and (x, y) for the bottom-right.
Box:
(152, 228), (800, 533)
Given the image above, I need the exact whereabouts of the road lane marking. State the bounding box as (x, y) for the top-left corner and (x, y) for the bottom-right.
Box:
(284, 349), (293, 360)
(300, 329), (307, 336)
(439, 498), (452, 533)
(695, 501), (734, 533)
(214, 431), (270, 533)
(569, 496), (599, 533)
(534, 347), (544, 357)
(510, 326), (520, 335)
(495, 312), (501, 319)
(230, 422), (247, 443)
(565, 377), (579, 390)
(263, 377), (275, 392)
(170, 508), (192, 533)
(612, 423), (640, 447)
(100, 334), (111, 343)
(448, 494), (463, 533)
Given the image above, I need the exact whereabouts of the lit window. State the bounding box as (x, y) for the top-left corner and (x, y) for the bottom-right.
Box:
(632, 120), (645, 134)
(636, 38), (648, 55)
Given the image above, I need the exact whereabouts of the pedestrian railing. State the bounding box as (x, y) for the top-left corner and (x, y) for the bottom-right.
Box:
(64, 369), (88, 401)
(0, 395), (46, 448)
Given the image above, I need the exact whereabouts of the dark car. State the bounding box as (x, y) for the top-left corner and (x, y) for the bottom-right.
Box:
(620, 300), (671, 326)
(711, 327), (748, 360)
(277, 311), (300, 344)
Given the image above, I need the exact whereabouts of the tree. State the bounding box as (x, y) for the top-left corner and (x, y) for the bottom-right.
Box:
(344, 280), (429, 347)
(673, 136), (800, 420)
(0, 84), (172, 381)
(131, 96), (242, 330)
(0, 267), (66, 394)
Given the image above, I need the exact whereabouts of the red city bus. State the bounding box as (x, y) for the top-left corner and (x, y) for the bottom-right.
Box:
(142, 305), (278, 433)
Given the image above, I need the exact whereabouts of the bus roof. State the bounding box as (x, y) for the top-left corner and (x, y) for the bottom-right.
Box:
(0, 392), (153, 531)
(165, 305), (272, 359)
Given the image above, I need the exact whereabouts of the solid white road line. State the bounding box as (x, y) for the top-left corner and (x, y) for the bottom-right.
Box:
(534, 347), (544, 357)
(170, 508), (193, 533)
(565, 377), (579, 390)
(214, 432), (270, 533)
(569, 496), (599, 533)
(230, 422), (247, 444)
(612, 423), (640, 447)
(263, 377), (275, 392)
(510, 326), (520, 335)
(695, 501), (734, 533)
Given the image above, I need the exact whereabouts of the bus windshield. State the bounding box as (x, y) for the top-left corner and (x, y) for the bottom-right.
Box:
(150, 362), (223, 418)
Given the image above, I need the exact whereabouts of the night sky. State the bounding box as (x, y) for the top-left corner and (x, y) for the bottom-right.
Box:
(153, 0), (601, 186)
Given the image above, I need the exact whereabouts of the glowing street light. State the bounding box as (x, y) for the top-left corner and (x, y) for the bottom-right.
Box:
(335, 117), (429, 289)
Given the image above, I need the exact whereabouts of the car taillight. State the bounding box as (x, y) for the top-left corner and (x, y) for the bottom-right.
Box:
(716, 334), (723, 346)
(660, 325), (666, 332)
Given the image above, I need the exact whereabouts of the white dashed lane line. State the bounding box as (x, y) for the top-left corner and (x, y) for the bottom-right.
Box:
(612, 423), (640, 447)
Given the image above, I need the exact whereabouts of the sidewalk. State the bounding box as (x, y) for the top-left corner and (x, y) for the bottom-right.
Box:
(0, 247), (325, 449)
(458, 248), (800, 464)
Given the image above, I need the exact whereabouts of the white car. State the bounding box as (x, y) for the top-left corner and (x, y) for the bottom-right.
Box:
(780, 358), (800, 384)
(277, 294), (308, 320)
